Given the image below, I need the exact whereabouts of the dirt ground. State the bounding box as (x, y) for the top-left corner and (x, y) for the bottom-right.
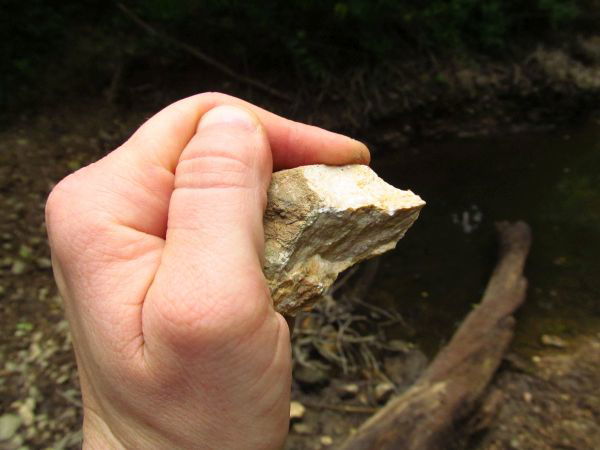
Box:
(0, 106), (128, 449)
(469, 335), (600, 450)
(1, 100), (599, 449)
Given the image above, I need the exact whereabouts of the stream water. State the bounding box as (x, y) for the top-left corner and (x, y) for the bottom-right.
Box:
(369, 120), (600, 357)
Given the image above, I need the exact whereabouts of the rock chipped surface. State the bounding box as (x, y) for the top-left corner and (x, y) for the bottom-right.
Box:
(263, 164), (425, 315)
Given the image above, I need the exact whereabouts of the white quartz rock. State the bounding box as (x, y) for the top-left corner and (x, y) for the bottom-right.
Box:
(263, 164), (425, 315)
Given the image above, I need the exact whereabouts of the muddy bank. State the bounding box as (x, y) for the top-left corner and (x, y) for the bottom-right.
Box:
(7, 36), (600, 147)
(116, 35), (600, 143)
(304, 37), (600, 146)
(466, 335), (600, 450)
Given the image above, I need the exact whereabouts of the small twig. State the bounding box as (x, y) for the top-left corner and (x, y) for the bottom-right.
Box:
(303, 400), (380, 414)
(360, 342), (381, 374)
(295, 328), (320, 336)
(337, 316), (356, 374)
(293, 339), (315, 369)
(340, 335), (378, 344)
(313, 341), (345, 365)
(350, 295), (403, 323)
(329, 266), (360, 296)
(379, 318), (406, 327)
(117, 3), (292, 102)
(346, 346), (358, 373)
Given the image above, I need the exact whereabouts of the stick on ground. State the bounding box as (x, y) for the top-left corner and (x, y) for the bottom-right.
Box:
(340, 221), (532, 450)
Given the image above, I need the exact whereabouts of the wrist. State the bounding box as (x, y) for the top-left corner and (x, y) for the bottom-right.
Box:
(82, 408), (126, 450)
(82, 405), (184, 449)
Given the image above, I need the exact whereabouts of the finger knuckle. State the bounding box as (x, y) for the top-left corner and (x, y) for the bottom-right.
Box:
(175, 152), (253, 190)
(45, 170), (113, 260)
(45, 171), (89, 239)
(45, 175), (74, 225)
(151, 276), (271, 356)
(174, 128), (267, 191)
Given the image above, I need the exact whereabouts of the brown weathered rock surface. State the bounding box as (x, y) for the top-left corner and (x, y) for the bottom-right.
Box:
(263, 164), (424, 315)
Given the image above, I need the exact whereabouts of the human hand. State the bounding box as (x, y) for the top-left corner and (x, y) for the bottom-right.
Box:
(45, 93), (369, 449)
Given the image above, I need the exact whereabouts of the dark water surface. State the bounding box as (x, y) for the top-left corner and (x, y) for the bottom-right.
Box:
(369, 121), (600, 356)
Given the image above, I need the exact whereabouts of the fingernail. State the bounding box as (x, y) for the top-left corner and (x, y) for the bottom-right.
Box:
(353, 140), (371, 165)
(198, 105), (258, 131)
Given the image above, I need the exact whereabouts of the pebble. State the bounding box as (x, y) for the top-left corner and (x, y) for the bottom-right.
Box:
(374, 382), (395, 404)
(385, 340), (413, 353)
(294, 365), (329, 386)
(18, 245), (32, 259)
(357, 392), (370, 405)
(18, 398), (36, 426)
(290, 401), (306, 420)
(35, 258), (52, 269)
(320, 435), (333, 446)
(0, 413), (22, 441)
(541, 334), (568, 348)
(11, 260), (27, 275)
(37, 287), (49, 301)
(292, 423), (314, 435)
(334, 383), (359, 399)
(1, 257), (13, 268)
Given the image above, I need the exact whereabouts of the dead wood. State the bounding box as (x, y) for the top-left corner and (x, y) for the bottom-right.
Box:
(302, 400), (380, 415)
(339, 221), (532, 450)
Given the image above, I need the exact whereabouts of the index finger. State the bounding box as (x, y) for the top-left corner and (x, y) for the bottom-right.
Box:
(126, 92), (370, 172)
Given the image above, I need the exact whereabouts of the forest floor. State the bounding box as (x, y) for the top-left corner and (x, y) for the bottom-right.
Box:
(1, 36), (600, 449)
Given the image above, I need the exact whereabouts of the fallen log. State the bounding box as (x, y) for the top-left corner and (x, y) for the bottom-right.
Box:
(339, 221), (532, 450)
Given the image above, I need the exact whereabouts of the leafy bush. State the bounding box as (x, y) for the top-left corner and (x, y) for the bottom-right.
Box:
(0, 0), (594, 114)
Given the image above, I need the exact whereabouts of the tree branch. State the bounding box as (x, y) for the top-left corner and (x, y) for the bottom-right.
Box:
(117, 3), (293, 102)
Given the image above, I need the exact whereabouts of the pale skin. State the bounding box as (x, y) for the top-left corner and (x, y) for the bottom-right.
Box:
(45, 92), (370, 449)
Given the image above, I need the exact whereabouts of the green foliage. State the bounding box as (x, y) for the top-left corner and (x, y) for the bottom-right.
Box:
(0, 0), (594, 114)
(538, 0), (580, 27)
(0, 1), (114, 110)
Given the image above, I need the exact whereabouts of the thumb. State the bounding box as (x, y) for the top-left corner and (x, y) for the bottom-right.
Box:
(167, 104), (271, 257)
(145, 105), (275, 354)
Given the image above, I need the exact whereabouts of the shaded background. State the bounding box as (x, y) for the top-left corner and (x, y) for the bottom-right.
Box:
(1, 1), (600, 449)
(3, 0), (599, 117)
